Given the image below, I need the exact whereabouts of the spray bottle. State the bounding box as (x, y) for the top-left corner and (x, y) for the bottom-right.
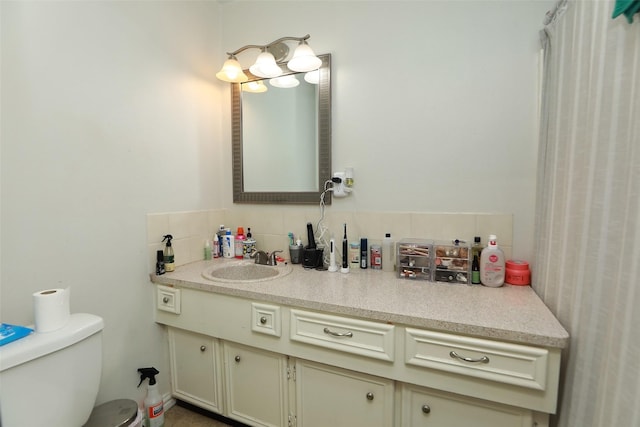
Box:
(137, 367), (165, 427)
(162, 235), (175, 272)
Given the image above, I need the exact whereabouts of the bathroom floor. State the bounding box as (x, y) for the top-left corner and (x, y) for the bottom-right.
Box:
(164, 402), (243, 427)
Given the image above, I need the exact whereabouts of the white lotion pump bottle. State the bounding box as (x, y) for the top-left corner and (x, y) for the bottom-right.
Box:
(137, 367), (165, 427)
(480, 235), (506, 287)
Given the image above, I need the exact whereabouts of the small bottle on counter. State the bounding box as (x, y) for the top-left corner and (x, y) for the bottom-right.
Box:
(155, 250), (165, 275)
(223, 230), (234, 258)
(370, 244), (382, 269)
(382, 233), (394, 272)
(471, 236), (482, 284)
(360, 238), (368, 269)
(235, 227), (246, 259)
(204, 240), (212, 260)
(349, 241), (360, 266)
(212, 234), (220, 258)
(216, 225), (226, 258)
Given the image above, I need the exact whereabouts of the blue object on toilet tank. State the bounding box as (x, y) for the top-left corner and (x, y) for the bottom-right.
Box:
(0, 324), (33, 346)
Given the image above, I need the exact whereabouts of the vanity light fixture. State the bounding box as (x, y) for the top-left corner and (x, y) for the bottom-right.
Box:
(242, 80), (268, 93)
(304, 69), (320, 84)
(269, 75), (300, 89)
(215, 56), (248, 83)
(216, 34), (321, 83)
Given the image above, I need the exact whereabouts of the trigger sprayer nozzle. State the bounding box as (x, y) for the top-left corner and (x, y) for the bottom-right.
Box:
(137, 367), (159, 387)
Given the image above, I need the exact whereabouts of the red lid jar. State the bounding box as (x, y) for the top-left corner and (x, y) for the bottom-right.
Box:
(505, 260), (531, 286)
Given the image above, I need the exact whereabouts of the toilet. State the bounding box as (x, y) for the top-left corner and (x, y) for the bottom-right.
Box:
(0, 313), (104, 427)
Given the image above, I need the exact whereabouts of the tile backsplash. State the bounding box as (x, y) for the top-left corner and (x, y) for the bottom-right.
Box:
(146, 209), (512, 273)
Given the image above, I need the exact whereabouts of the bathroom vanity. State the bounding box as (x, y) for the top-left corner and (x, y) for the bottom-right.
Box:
(152, 259), (568, 427)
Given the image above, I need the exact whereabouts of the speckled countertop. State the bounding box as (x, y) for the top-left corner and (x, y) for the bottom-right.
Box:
(151, 259), (569, 349)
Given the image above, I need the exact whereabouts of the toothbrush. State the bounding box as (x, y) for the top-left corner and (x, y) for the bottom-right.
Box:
(340, 223), (350, 273)
(328, 237), (338, 272)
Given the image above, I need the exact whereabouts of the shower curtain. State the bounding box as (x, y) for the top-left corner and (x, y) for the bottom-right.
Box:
(535, 1), (640, 426)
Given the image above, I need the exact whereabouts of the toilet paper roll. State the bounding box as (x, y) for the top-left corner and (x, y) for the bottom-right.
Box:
(33, 288), (70, 333)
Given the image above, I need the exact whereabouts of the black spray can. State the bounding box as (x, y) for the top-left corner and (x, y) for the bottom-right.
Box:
(156, 250), (165, 275)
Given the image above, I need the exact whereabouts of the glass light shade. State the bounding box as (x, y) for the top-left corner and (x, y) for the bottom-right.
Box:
(287, 43), (322, 72)
(242, 80), (268, 93)
(304, 69), (320, 84)
(249, 52), (283, 78)
(269, 75), (300, 88)
(216, 58), (248, 83)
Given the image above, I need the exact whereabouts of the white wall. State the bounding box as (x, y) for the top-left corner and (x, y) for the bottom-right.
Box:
(1, 1), (224, 403)
(220, 0), (552, 260)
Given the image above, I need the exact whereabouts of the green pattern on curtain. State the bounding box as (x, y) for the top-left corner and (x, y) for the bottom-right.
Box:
(612, 0), (640, 23)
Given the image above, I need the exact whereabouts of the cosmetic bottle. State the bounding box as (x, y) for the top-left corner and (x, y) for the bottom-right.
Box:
(223, 230), (234, 258)
(212, 234), (220, 258)
(360, 238), (368, 269)
(155, 250), (165, 275)
(382, 233), (394, 272)
(204, 240), (212, 260)
(216, 225), (226, 258)
(349, 242), (360, 266)
(471, 236), (482, 284)
(480, 235), (505, 287)
(235, 227), (246, 259)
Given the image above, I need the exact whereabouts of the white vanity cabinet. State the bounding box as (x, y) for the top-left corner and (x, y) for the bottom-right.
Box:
(295, 359), (394, 427)
(223, 342), (289, 427)
(155, 285), (562, 427)
(167, 327), (223, 413)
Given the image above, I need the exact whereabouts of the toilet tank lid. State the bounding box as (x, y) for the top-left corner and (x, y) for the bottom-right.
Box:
(0, 313), (104, 372)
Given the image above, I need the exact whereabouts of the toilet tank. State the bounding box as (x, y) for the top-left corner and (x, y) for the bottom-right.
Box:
(0, 313), (104, 427)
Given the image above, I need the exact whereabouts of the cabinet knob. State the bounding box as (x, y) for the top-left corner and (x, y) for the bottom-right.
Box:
(163, 297), (169, 303)
(260, 316), (267, 324)
(421, 404), (431, 414)
(366, 392), (374, 401)
(200, 345), (206, 352)
(235, 355), (241, 362)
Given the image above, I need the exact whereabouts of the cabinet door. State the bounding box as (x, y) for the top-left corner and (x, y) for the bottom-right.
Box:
(400, 383), (533, 427)
(295, 359), (394, 427)
(168, 328), (223, 413)
(223, 342), (289, 427)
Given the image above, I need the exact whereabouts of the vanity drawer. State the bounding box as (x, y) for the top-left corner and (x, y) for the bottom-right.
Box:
(405, 328), (548, 390)
(290, 310), (395, 362)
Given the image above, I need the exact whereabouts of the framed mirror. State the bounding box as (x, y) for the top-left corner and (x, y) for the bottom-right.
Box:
(232, 54), (331, 204)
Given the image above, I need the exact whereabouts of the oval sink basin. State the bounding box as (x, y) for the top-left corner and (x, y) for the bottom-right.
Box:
(202, 261), (292, 283)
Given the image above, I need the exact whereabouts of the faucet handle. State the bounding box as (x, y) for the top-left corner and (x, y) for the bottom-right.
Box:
(251, 250), (269, 265)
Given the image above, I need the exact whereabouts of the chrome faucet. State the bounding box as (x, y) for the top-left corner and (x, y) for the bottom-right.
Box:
(268, 250), (283, 266)
(250, 250), (269, 265)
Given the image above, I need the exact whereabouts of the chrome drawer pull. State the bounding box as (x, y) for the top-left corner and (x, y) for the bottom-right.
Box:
(449, 351), (490, 364)
(323, 327), (353, 338)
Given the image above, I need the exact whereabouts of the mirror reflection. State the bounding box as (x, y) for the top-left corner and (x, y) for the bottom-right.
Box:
(242, 75), (317, 192)
(232, 54), (331, 204)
